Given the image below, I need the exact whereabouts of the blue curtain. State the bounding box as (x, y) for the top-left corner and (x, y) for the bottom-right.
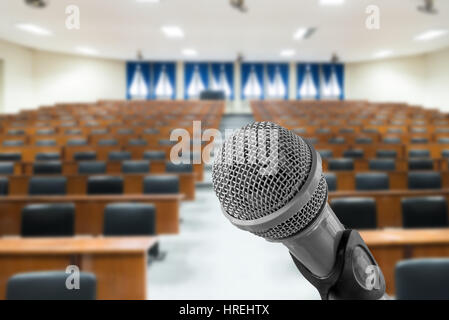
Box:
(184, 63), (209, 99)
(126, 62), (151, 100)
(297, 63), (320, 100)
(210, 63), (234, 100)
(241, 63), (265, 100)
(266, 63), (289, 100)
(152, 62), (176, 100)
(321, 63), (345, 100)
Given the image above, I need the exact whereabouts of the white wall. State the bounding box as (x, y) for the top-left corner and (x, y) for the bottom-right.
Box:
(33, 50), (126, 107)
(346, 46), (449, 111)
(0, 59), (4, 111)
(0, 39), (35, 113)
(0, 39), (126, 114)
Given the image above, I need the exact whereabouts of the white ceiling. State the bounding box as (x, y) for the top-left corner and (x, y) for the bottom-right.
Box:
(0, 0), (448, 62)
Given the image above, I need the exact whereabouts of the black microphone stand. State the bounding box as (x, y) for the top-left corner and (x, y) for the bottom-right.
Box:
(291, 230), (388, 300)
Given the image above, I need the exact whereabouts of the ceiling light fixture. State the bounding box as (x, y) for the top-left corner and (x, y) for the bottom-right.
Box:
(293, 27), (316, 40)
(161, 26), (184, 38)
(76, 47), (99, 55)
(414, 29), (447, 41)
(182, 48), (197, 56)
(373, 50), (393, 59)
(319, 0), (345, 6)
(280, 49), (296, 57)
(15, 23), (52, 36)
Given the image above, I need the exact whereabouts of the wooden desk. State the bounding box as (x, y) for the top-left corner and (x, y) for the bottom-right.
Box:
(0, 236), (157, 300)
(0, 194), (182, 236)
(361, 228), (449, 295)
(329, 189), (449, 228)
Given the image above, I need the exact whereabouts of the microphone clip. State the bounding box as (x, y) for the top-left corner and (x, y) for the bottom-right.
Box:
(290, 229), (386, 300)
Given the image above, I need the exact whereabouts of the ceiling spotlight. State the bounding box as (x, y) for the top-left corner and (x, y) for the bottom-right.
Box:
(293, 27), (316, 40)
(417, 0), (438, 15)
(230, 0), (248, 13)
(25, 0), (49, 8)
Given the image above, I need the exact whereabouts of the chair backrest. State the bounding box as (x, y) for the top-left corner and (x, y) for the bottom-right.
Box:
(143, 128), (159, 134)
(395, 259), (449, 300)
(143, 151), (166, 160)
(158, 139), (177, 146)
(21, 203), (75, 237)
(438, 138), (449, 144)
(65, 129), (81, 135)
(165, 162), (193, 173)
(328, 159), (354, 171)
(355, 173), (389, 191)
(67, 139), (88, 146)
(383, 137), (401, 144)
(408, 159), (434, 170)
(6, 271), (96, 300)
(121, 161), (150, 174)
(0, 162), (14, 174)
(343, 149), (364, 159)
(37, 129), (55, 135)
(401, 196), (448, 228)
(411, 137), (428, 144)
(98, 139), (118, 146)
(74, 151), (97, 161)
(408, 172), (441, 189)
(0, 177), (9, 195)
(330, 197), (377, 229)
(409, 149), (430, 158)
(103, 203), (156, 236)
(369, 159), (396, 171)
(441, 150), (449, 158)
(328, 137), (345, 144)
(7, 129), (25, 136)
(143, 175), (180, 194)
(78, 161), (106, 174)
(35, 152), (60, 161)
(118, 129), (134, 135)
(355, 137), (372, 144)
(28, 177), (67, 195)
(87, 176), (123, 195)
(0, 152), (22, 162)
(3, 140), (24, 147)
(318, 150), (333, 159)
(324, 173), (337, 191)
(376, 150), (397, 158)
(36, 139), (57, 146)
(33, 161), (62, 175)
(108, 151), (131, 161)
(128, 139), (147, 146)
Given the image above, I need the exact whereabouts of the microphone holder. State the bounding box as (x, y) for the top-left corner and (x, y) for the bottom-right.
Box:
(291, 229), (386, 300)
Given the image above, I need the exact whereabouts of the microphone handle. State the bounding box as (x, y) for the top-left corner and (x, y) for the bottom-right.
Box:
(291, 229), (387, 300)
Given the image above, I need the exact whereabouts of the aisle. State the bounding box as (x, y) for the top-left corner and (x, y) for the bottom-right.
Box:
(146, 114), (319, 300)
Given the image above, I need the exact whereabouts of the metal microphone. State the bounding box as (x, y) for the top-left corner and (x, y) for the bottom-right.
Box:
(212, 122), (386, 300)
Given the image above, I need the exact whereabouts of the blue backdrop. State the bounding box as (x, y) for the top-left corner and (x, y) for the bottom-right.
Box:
(241, 63), (265, 100)
(153, 62), (176, 100)
(126, 62), (151, 100)
(266, 63), (289, 100)
(321, 63), (345, 100)
(297, 63), (321, 100)
(184, 63), (209, 99)
(210, 63), (234, 100)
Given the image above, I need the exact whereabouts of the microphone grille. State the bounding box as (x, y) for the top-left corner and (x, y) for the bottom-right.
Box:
(212, 122), (315, 224)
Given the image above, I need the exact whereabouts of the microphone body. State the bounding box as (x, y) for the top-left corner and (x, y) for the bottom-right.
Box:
(212, 122), (386, 299)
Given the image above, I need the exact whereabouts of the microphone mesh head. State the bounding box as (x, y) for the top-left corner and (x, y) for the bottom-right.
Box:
(212, 122), (327, 240)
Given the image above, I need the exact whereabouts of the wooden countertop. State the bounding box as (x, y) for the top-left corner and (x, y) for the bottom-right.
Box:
(0, 236), (158, 254)
(361, 228), (449, 246)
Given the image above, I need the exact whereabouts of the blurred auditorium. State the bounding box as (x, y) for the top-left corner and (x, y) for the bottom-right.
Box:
(0, 0), (448, 300)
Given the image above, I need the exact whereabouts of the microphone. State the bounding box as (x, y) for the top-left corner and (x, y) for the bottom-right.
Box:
(212, 122), (386, 300)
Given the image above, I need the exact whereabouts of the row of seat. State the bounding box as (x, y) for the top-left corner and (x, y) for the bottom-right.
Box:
(0, 160), (192, 175)
(326, 172), (443, 191)
(0, 175), (179, 196)
(324, 158), (442, 171)
(0, 138), (194, 147)
(20, 202), (157, 237)
(330, 196), (448, 229)
(319, 149), (449, 159)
